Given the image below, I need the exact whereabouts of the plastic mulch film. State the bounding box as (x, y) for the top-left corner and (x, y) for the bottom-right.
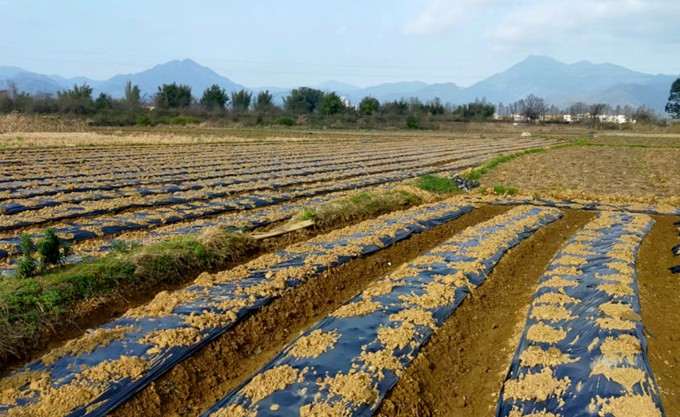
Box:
(0, 154), (488, 269)
(0, 145), (498, 232)
(0, 153), (487, 235)
(200, 205), (563, 417)
(0, 145), (481, 213)
(0, 196), (332, 276)
(495, 212), (664, 417)
(479, 196), (680, 217)
(0, 139), (548, 236)
(0, 201), (473, 417)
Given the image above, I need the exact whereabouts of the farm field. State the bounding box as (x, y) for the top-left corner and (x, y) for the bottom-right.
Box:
(0, 129), (678, 417)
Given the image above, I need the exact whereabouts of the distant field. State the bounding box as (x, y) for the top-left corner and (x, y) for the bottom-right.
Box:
(480, 145), (680, 206)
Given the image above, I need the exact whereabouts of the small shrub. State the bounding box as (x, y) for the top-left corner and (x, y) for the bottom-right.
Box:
(136, 114), (152, 126)
(273, 116), (296, 126)
(15, 233), (37, 279)
(406, 115), (420, 130)
(37, 229), (70, 270)
(168, 115), (198, 125)
(19, 232), (35, 257)
(111, 240), (132, 253)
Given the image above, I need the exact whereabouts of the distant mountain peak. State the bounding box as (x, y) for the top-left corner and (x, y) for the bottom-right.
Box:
(0, 55), (674, 112)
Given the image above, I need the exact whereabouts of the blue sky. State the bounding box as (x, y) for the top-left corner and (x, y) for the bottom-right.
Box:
(2, 0), (679, 87)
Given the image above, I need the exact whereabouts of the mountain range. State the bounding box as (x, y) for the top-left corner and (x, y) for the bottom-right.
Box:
(0, 56), (676, 113)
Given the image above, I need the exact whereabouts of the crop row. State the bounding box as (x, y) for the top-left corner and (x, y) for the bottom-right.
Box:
(0, 201), (473, 417)
(201, 206), (562, 417)
(0, 141), (511, 209)
(0, 139), (457, 168)
(0, 154), (489, 261)
(2, 139), (545, 185)
(2, 141), (541, 259)
(0, 194), (334, 276)
(496, 212), (663, 416)
(479, 196), (680, 217)
(0, 140), (480, 194)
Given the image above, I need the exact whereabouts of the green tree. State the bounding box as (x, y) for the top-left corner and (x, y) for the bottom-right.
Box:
(284, 87), (324, 114)
(359, 97), (380, 115)
(406, 115), (420, 129)
(320, 92), (345, 115)
(231, 89), (253, 112)
(154, 83), (192, 109)
(666, 78), (680, 119)
(200, 84), (229, 110)
(453, 102), (496, 122)
(254, 90), (274, 112)
(57, 83), (94, 114)
(124, 80), (142, 111)
(424, 98), (444, 115)
(94, 93), (114, 111)
(383, 100), (409, 115)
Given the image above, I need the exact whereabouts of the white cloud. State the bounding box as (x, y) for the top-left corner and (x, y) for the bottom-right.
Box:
(405, 0), (494, 35)
(406, 0), (680, 49)
(485, 0), (680, 49)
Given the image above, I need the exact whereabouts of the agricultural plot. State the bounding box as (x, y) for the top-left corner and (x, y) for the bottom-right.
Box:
(1, 134), (679, 417)
(0, 137), (548, 274)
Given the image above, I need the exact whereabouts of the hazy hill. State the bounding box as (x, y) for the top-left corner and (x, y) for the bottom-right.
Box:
(1, 56), (676, 112)
(0, 67), (63, 95)
(97, 59), (244, 99)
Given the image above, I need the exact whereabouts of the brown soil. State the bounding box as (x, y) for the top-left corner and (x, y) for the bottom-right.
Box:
(480, 146), (680, 207)
(111, 205), (510, 417)
(375, 209), (595, 417)
(637, 215), (680, 417)
(590, 134), (680, 147)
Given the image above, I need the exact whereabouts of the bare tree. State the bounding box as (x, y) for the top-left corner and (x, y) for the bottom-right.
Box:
(521, 94), (546, 122)
(589, 103), (608, 122)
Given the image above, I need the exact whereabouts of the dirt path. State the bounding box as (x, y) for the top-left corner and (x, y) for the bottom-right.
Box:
(638, 215), (680, 417)
(111, 205), (510, 417)
(375, 209), (595, 417)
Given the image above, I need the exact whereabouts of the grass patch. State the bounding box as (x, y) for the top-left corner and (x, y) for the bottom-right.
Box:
(568, 136), (680, 149)
(295, 189), (423, 229)
(492, 184), (518, 195)
(478, 184), (518, 196)
(463, 147), (547, 180)
(0, 229), (256, 364)
(415, 175), (460, 194)
(296, 208), (316, 221)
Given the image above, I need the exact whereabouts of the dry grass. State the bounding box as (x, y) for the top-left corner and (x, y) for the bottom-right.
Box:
(0, 114), (88, 134)
(480, 146), (680, 206)
(589, 134), (680, 147)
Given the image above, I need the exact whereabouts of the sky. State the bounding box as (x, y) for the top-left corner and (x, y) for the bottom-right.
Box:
(2, 0), (679, 88)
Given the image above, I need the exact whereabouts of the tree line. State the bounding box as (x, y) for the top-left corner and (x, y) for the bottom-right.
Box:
(1, 77), (678, 128)
(0, 81), (496, 128)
